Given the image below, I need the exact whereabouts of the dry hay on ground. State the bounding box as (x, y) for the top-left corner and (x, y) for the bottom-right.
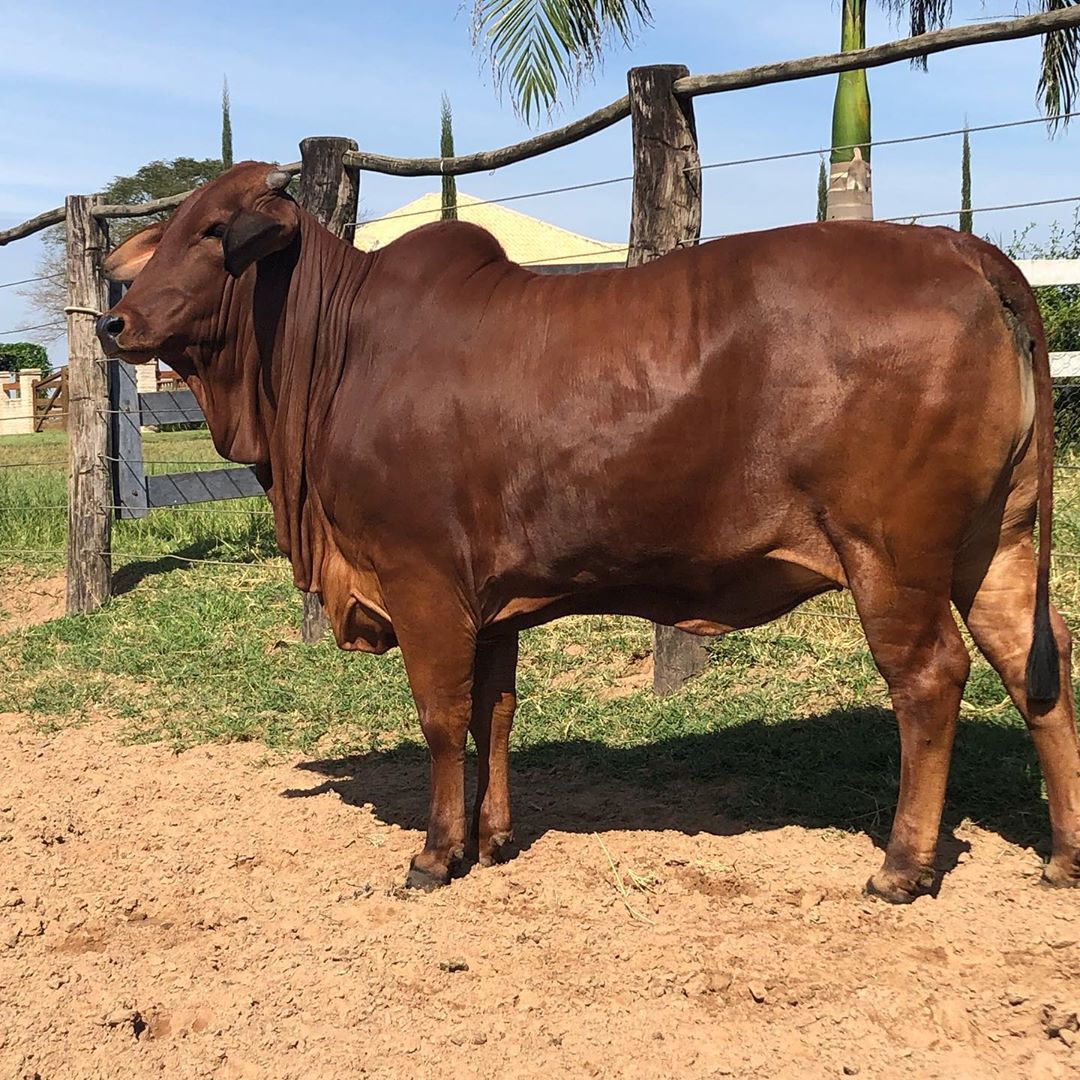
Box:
(1, 714), (1078, 1080)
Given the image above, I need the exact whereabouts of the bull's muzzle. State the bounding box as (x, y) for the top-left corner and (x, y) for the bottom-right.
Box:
(96, 314), (125, 356)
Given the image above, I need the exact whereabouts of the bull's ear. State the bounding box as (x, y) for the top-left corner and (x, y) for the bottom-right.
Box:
(103, 221), (166, 282)
(223, 209), (296, 278)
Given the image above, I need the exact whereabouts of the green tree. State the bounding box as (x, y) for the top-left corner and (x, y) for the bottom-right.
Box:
(222, 76), (234, 169)
(817, 157), (829, 223)
(441, 94), (458, 221)
(960, 124), (973, 234)
(0, 342), (50, 377)
(22, 157), (226, 339)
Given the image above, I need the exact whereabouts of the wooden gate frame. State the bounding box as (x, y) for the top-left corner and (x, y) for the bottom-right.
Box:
(32, 369), (68, 432)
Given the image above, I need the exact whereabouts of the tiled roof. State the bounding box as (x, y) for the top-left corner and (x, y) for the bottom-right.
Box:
(353, 192), (626, 267)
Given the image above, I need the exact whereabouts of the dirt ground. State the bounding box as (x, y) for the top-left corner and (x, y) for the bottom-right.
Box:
(1, 713), (1079, 1079)
(0, 571), (64, 633)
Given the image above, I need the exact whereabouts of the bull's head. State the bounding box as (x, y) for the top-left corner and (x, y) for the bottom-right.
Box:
(96, 162), (299, 363)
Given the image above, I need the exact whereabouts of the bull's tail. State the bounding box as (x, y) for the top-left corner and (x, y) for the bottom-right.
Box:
(974, 239), (1059, 702)
(1026, 308), (1059, 702)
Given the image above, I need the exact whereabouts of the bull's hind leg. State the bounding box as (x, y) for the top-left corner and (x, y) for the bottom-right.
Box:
(846, 554), (971, 903)
(954, 538), (1080, 887)
(468, 633), (518, 866)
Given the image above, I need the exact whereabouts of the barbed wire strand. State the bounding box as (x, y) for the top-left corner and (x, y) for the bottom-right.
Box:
(881, 193), (1080, 224)
(0, 273), (64, 291)
(0, 321), (65, 337)
(2, 188), (1076, 328)
(514, 192), (1080, 266)
(99, 453), (232, 467)
(0, 459), (68, 469)
(348, 109), (1080, 230)
(0, 503), (272, 516)
(1, 545), (1077, 624)
(694, 109), (1080, 177)
(104, 504), (273, 516)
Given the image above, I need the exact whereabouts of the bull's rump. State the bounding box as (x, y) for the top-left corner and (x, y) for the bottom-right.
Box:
(326, 220), (1034, 631)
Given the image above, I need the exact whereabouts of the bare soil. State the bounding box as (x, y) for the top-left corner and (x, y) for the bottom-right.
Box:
(0, 571), (65, 633)
(1, 713), (1078, 1080)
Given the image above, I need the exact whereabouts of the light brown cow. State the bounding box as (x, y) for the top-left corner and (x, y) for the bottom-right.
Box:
(97, 161), (1080, 901)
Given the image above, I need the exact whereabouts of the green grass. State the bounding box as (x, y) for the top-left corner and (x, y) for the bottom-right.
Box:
(0, 428), (1076, 851)
(0, 429), (276, 565)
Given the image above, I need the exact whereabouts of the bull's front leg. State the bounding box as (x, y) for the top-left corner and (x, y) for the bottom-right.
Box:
(391, 586), (478, 891)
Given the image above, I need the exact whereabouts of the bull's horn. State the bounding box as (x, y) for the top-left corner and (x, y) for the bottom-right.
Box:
(265, 168), (292, 191)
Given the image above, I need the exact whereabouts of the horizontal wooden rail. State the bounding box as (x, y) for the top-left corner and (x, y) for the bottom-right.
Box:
(0, 206), (67, 247)
(0, 162), (301, 247)
(96, 161), (301, 220)
(343, 98), (631, 177)
(675, 8), (1080, 98)
(146, 467), (262, 508)
(138, 389), (208, 426)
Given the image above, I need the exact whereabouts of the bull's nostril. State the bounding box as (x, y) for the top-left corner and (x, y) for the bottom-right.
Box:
(95, 313), (125, 345)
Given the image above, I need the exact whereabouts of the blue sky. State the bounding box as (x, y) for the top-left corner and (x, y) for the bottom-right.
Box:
(2, 1), (1079, 363)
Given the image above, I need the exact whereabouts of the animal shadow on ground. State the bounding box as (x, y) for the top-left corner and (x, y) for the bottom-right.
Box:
(285, 706), (1048, 886)
(112, 539), (266, 596)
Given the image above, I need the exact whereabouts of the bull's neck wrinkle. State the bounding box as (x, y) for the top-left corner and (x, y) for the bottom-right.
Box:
(238, 207), (373, 589)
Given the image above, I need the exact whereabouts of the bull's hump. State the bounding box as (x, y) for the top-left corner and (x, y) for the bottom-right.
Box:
(382, 219), (509, 269)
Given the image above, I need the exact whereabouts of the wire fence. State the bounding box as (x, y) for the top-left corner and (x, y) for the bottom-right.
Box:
(0, 273), (62, 291)
(350, 108), (1080, 230)
(4, 102), (1080, 645)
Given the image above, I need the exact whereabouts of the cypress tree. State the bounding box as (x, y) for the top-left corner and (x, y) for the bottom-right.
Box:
(959, 125), (972, 234)
(441, 94), (458, 221)
(817, 157), (828, 223)
(221, 76), (234, 170)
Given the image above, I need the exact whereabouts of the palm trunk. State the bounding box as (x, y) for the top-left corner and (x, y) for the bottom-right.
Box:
(827, 0), (873, 221)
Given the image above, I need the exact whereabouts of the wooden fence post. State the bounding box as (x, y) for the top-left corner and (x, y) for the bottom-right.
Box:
(626, 65), (709, 696)
(296, 136), (361, 643)
(65, 195), (112, 615)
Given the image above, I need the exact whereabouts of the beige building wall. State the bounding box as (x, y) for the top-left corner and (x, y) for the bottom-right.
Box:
(0, 369), (44, 436)
(136, 362), (158, 396)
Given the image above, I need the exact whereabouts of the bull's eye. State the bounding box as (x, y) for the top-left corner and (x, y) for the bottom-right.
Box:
(204, 224), (227, 240)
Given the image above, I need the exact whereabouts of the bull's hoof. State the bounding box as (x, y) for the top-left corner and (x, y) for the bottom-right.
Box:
(864, 867), (935, 905)
(1040, 855), (1080, 889)
(478, 831), (515, 868)
(405, 861), (450, 892)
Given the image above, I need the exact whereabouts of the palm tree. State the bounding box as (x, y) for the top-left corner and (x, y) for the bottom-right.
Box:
(471, 1), (1079, 220)
(827, 2), (1078, 221)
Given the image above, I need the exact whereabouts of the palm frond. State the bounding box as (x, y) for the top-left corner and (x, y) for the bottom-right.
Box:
(1037, 0), (1080, 130)
(877, 0), (952, 69)
(472, 0), (652, 123)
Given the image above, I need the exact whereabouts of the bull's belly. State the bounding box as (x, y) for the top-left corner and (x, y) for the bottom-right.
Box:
(484, 547), (848, 637)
